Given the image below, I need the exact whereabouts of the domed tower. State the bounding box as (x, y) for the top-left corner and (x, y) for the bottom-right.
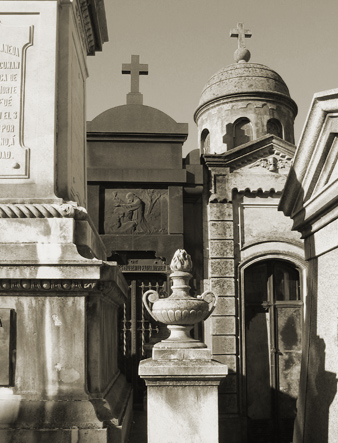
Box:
(194, 23), (297, 154)
(197, 25), (305, 443)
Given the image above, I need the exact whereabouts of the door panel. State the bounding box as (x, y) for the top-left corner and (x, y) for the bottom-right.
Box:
(244, 260), (303, 443)
(246, 306), (272, 420)
(276, 306), (302, 421)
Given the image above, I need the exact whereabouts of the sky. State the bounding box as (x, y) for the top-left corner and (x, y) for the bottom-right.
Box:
(86, 0), (338, 157)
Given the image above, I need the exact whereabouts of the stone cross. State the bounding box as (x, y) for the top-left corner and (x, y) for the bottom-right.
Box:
(122, 55), (148, 104)
(230, 23), (252, 49)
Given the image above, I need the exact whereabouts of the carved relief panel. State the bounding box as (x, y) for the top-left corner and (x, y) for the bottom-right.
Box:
(104, 189), (168, 235)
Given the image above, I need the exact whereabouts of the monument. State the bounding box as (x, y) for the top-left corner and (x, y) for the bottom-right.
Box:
(87, 55), (203, 407)
(0, 1), (132, 442)
(279, 89), (338, 443)
(194, 23), (305, 442)
(139, 249), (227, 443)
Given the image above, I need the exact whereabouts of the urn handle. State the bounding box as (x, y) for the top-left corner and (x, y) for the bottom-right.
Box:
(197, 290), (217, 320)
(143, 289), (160, 319)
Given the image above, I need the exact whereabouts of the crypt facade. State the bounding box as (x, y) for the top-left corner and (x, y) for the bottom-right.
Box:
(87, 24), (306, 443)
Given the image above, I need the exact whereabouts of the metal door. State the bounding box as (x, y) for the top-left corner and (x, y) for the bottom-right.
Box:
(244, 260), (302, 443)
(119, 274), (168, 405)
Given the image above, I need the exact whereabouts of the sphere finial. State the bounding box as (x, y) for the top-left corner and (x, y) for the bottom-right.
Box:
(234, 47), (251, 63)
(230, 23), (252, 63)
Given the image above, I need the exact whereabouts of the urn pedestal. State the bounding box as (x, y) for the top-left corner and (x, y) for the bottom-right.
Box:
(139, 250), (227, 443)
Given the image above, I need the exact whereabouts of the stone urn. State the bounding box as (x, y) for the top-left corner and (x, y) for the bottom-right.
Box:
(143, 249), (217, 348)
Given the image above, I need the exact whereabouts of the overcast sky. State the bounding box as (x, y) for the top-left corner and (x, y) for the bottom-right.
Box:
(86, 0), (338, 157)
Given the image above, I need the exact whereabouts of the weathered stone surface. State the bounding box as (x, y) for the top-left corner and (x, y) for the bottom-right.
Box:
(209, 240), (234, 257)
(210, 278), (235, 296)
(209, 221), (233, 239)
(214, 297), (236, 315)
(279, 90), (338, 443)
(212, 316), (236, 335)
(0, 1), (107, 204)
(214, 354), (237, 372)
(0, 429), (108, 443)
(139, 358), (227, 443)
(240, 199), (299, 247)
(152, 348), (212, 361)
(208, 203), (233, 221)
(210, 258), (234, 277)
(212, 335), (236, 354)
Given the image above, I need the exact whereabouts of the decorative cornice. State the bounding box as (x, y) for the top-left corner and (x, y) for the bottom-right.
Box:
(0, 203), (88, 219)
(0, 279), (98, 291)
(203, 135), (295, 170)
(70, 0), (108, 56)
(78, 0), (95, 55)
(86, 131), (188, 143)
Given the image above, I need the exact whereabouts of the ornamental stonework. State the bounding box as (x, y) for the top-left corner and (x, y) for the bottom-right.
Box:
(0, 279), (97, 291)
(249, 154), (292, 173)
(104, 189), (168, 235)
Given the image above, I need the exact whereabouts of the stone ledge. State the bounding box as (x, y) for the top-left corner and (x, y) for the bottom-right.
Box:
(139, 358), (227, 379)
(152, 348), (212, 361)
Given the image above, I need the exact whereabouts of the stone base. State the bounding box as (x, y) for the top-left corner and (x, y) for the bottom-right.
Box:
(139, 352), (227, 443)
(0, 428), (108, 443)
(0, 387), (133, 443)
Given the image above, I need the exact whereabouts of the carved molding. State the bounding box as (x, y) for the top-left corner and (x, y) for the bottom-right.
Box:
(78, 0), (95, 55)
(249, 154), (292, 173)
(0, 279), (98, 291)
(0, 279), (128, 307)
(0, 203), (88, 219)
(209, 193), (228, 203)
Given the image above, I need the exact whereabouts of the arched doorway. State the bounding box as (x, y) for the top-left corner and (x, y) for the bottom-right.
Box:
(243, 259), (303, 442)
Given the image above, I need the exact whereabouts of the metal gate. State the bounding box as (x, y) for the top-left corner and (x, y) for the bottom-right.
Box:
(119, 274), (168, 405)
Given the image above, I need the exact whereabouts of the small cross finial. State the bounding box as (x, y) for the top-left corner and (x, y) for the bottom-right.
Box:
(230, 23), (252, 63)
(122, 55), (148, 104)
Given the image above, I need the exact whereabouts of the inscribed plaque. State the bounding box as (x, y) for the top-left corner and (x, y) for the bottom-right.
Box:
(0, 24), (33, 178)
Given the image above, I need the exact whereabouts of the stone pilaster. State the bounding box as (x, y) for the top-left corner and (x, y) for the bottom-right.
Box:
(207, 201), (238, 415)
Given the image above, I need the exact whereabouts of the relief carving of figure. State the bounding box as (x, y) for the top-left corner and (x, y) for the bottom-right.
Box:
(106, 192), (153, 234)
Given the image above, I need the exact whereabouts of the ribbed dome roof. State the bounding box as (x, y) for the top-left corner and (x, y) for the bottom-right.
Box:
(198, 62), (292, 109)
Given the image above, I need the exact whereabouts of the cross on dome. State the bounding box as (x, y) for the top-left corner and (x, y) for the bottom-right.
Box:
(122, 55), (148, 104)
(230, 23), (252, 63)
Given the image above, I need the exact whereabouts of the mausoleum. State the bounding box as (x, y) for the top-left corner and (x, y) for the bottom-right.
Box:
(86, 22), (307, 443)
(2, 2), (338, 440)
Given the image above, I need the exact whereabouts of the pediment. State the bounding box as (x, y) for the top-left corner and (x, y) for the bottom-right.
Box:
(204, 135), (296, 199)
(279, 89), (338, 233)
(204, 134), (295, 174)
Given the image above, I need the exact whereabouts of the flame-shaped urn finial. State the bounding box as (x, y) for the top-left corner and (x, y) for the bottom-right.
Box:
(143, 249), (217, 348)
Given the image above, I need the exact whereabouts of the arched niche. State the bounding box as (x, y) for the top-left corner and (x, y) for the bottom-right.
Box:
(267, 118), (283, 138)
(201, 128), (210, 153)
(233, 118), (253, 148)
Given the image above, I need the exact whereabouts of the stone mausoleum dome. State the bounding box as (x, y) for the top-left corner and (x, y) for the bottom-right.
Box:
(194, 23), (298, 155)
(87, 104), (186, 135)
(198, 63), (293, 109)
